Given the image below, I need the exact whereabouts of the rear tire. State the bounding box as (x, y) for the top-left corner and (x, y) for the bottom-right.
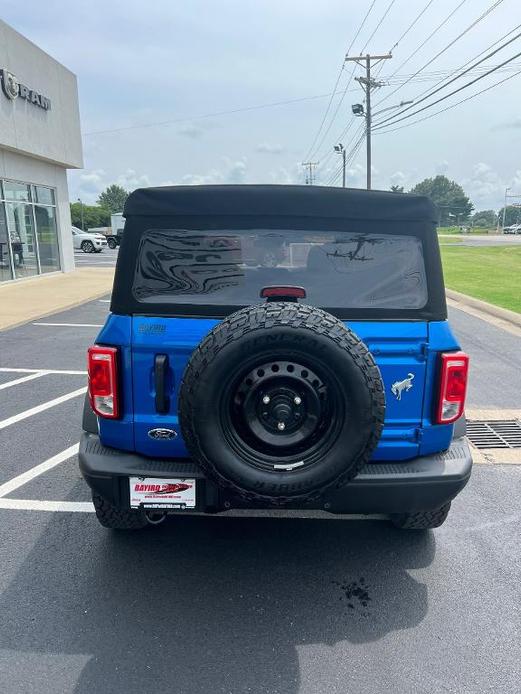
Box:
(391, 502), (451, 530)
(92, 493), (149, 530)
(107, 237), (117, 249)
(179, 302), (385, 504)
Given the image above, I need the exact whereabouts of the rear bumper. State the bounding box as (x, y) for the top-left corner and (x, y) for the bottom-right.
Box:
(79, 433), (472, 514)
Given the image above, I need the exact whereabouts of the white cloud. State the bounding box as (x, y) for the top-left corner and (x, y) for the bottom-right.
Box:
(389, 170), (408, 189)
(116, 169), (151, 190)
(268, 165), (299, 184)
(256, 143), (285, 155)
(71, 168), (150, 203)
(180, 158), (248, 185)
(463, 162), (504, 210)
(435, 161), (449, 175)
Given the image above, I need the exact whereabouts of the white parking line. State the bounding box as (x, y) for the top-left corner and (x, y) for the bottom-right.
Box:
(32, 322), (103, 328)
(0, 372), (46, 390)
(98, 299), (111, 303)
(0, 499), (94, 512)
(0, 443), (79, 497)
(0, 367), (87, 375)
(0, 387), (87, 431)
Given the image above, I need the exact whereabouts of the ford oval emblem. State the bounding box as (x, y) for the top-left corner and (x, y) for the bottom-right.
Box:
(148, 428), (177, 440)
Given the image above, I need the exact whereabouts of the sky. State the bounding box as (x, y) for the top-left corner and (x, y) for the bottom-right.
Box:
(3, 0), (521, 211)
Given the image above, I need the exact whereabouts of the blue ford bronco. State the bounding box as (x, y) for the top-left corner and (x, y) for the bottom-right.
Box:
(79, 185), (472, 531)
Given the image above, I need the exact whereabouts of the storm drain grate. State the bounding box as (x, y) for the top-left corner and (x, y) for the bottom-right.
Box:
(466, 420), (521, 449)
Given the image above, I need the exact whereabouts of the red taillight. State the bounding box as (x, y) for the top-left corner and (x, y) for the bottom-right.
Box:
(87, 346), (120, 419)
(436, 351), (469, 424)
(260, 286), (307, 300)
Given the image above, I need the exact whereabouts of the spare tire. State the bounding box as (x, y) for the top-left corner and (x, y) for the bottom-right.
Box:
(179, 303), (385, 504)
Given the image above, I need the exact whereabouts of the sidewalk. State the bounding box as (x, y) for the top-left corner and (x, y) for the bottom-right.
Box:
(0, 268), (115, 331)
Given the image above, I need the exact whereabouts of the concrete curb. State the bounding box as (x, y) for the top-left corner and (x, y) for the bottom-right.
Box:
(446, 289), (521, 328)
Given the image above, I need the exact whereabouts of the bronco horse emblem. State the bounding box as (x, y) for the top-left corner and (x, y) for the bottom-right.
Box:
(391, 373), (415, 401)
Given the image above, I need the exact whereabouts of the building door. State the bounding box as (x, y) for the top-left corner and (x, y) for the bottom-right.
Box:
(0, 201), (14, 282)
(3, 181), (39, 279)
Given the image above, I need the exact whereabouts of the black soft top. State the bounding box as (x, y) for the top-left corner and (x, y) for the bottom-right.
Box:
(124, 184), (438, 224)
(113, 184), (446, 321)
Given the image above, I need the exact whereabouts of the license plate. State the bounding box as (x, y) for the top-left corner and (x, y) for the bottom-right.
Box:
(129, 477), (196, 509)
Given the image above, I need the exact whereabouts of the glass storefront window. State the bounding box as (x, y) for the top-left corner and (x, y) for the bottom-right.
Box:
(33, 186), (55, 206)
(5, 202), (39, 279)
(0, 179), (60, 282)
(35, 205), (60, 273)
(3, 180), (31, 202)
(0, 202), (14, 282)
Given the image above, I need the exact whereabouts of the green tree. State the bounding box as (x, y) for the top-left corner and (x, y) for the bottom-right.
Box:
(497, 205), (521, 227)
(70, 203), (111, 231)
(390, 184), (404, 193)
(470, 210), (497, 228)
(97, 184), (128, 214)
(410, 175), (473, 225)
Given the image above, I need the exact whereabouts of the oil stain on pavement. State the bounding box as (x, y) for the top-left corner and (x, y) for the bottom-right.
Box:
(332, 577), (372, 612)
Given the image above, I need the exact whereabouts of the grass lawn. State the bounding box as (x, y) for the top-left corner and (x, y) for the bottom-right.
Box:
(441, 245), (521, 313)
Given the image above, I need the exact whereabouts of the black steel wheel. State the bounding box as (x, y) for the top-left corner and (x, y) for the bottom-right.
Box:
(222, 359), (344, 472)
(179, 303), (385, 504)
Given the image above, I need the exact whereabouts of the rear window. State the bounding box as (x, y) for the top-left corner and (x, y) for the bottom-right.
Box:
(132, 228), (428, 311)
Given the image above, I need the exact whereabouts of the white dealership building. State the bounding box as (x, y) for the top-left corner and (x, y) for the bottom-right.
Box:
(0, 19), (82, 283)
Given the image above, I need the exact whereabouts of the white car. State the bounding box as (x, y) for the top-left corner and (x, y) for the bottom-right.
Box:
(503, 224), (521, 235)
(71, 227), (108, 253)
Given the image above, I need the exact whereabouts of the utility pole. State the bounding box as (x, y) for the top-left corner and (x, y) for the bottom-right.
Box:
(77, 197), (84, 230)
(334, 144), (346, 187)
(345, 53), (392, 190)
(501, 187), (510, 232)
(301, 161), (319, 185)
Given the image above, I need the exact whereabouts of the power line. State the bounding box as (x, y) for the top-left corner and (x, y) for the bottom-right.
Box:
(376, 0), (505, 108)
(388, 0), (438, 54)
(375, 68), (521, 135)
(380, 0), (468, 90)
(83, 89), (359, 137)
(345, 53), (392, 189)
(303, 0), (378, 161)
(80, 60), (504, 139)
(374, 28), (521, 128)
(383, 61), (521, 83)
(373, 47), (521, 131)
(315, 1), (445, 168)
(327, 132), (366, 185)
(307, 0), (400, 163)
(325, 123), (366, 184)
(361, 0), (398, 53)
(372, 0), (438, 83)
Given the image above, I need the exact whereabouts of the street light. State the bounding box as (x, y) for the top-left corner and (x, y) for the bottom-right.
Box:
(77, 197), (84, 230)
(334, 143), (346, 188)
(372, 99), (414, 117)
(501, 187), (511, 233)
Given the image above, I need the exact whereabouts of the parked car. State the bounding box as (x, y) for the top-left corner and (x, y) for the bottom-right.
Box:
(80, 185), (472, 532)
(71, 227), (107, 253)
(503, 224), (521, 234)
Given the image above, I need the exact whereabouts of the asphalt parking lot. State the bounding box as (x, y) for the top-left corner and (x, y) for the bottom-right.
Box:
(0, 298), (520, 693)
(73, 247), (119, 267)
